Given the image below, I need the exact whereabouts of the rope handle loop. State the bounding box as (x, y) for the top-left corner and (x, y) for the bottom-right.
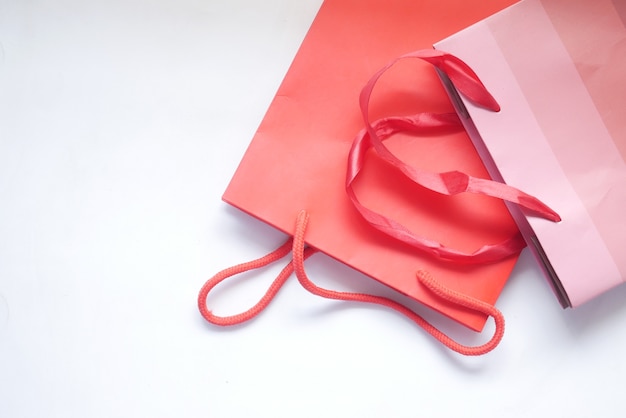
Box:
(291, 211), (504, 356)
(198, 210), (505, 356)
(197, 239), (317, 326)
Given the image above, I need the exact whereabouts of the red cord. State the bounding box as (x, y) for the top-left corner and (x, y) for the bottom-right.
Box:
(198, 210), (505, 355)
(291, 210), (504, 356)
(197, 239), (293, 326)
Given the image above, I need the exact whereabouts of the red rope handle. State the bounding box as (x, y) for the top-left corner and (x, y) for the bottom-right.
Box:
(197, 210), (506, 356)
(290, 210), (505, 356)
(197, 239), (316, 326)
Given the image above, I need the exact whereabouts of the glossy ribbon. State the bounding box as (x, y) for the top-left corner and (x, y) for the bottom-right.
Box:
(346, 50), (561, 264)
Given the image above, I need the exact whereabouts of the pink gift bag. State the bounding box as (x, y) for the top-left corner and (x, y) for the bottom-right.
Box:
(436, 0), (626, 307)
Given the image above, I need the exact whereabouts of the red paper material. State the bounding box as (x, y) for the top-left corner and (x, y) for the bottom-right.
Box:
(223, 0), (519, 331)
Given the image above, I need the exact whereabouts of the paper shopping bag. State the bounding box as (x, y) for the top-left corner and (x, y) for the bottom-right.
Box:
(436, 0), (626, 307)
(216, 0), (520, 334)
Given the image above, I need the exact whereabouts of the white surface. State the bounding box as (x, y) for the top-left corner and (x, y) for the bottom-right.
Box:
(1, 1), (626, 417)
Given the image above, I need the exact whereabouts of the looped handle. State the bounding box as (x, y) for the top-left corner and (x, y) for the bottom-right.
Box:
(358, 50), (502, 121)
(197, 240), (316, 326)
(292, 211), (505, 356)
(198, 210), (506, 356)
(346, 49), (561, 264)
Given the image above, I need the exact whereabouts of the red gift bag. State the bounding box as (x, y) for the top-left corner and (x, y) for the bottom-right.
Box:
(196, 0), (552, 356)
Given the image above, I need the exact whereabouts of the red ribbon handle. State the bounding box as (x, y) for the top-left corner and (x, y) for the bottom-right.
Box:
(346, 49), (561, 264)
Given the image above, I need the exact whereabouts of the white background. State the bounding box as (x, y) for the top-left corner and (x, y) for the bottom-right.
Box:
(1, 1), (626, 417)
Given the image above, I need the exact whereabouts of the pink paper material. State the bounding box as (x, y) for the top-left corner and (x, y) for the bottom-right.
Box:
(436, 0), (626, 307)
